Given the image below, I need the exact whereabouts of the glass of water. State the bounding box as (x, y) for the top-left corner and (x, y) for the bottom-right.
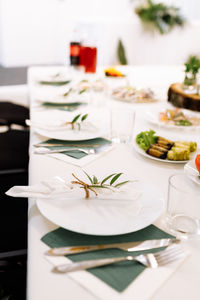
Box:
(166, 173), (200, 238)
(110, 108), (135, 144)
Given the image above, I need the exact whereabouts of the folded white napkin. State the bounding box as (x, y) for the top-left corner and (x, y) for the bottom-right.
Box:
(6, 176), (142, 203)
(26, 119), (97, 132)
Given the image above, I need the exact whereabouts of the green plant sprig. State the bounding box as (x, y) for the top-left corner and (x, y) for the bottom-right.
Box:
(79, 88), (87, 94)
(184, 56), (200, 76)
(183, 55), (200, 86)
(135, 0), (185, 34)
(66, 113), (88, 130)
(63, 87), (73, 97)
(71, 172), (130, 199)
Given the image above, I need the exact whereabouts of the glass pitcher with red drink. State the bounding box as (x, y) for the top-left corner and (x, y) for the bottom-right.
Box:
(80, 45), (97, 73)
(79, 24), (97, 73)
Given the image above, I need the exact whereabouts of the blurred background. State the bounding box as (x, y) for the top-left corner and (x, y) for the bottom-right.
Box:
(0, 0), (200, 85)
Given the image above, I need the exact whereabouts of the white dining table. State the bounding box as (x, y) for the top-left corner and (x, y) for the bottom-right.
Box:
(27, 65), (200, 300)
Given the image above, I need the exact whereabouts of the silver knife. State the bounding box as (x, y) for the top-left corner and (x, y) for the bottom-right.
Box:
(46, 238), (180, 256)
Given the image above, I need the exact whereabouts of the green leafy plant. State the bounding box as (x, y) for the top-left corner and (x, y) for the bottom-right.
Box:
(71, 172), (130, 199)
(184, 55), (200, 86)
(66, 113), (88, 130)
(135, 0), (185, 34)
(117, 40), (128, 65)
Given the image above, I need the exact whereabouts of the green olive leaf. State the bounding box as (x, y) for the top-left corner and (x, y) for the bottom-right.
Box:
(79, 88), (87, 94)
(81, 114), (88, 122)
(101, 173), (116, 185)
(110, 173), (123, 185)
(83, 171), (93, 184)
(114, 180), (129, 188)
(72, 114), (81, 123)
(92, 176), (98, 184)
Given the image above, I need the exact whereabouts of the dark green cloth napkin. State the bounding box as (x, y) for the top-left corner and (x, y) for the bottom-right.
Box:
(42, 225), (173, 292)
(40, 137), (111, 160)
(39, 80), (71, 86)
(42, 102), (84, 112)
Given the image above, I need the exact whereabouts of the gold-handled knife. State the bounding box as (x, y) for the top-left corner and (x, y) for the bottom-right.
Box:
(46, 238), (180, 256)
(34, 143), (105, 148)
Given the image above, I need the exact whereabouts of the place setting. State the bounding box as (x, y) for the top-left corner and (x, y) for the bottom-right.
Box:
(6, 166), (188, 296)
(34, 69), (72, 87)
(27, 107), (114, 166)
(33, 83), (90, 111)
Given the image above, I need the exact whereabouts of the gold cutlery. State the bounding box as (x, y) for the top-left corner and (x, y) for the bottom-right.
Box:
(34, 143), (107, 148)
(46, 238), (180, 256)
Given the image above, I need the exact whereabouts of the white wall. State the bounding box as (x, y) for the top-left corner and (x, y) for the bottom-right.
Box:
(0, 0), (59, 66)
(0, 0), (200, 67)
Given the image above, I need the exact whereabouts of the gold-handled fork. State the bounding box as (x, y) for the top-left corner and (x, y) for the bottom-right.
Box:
(52, 245), (186, 273)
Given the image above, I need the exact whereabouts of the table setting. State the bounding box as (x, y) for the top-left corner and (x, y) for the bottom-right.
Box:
(6, 65), (200, 300)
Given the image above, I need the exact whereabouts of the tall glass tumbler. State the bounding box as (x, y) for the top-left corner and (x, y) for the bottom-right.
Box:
(166, 173), (200, 237)
(110, 108), (135, 144)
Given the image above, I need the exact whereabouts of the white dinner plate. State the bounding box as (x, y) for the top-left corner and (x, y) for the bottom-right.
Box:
(35, 88), (88, 105)
(134, 141), (198, 164)
(36, 179), (164, 236)
(34, 125), (107, 141)
(145, 107), (200, 130)
(32, 108), (109, 141)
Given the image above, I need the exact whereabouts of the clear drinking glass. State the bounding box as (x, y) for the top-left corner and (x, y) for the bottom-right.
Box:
(110, 108), (135, 144)
(166, 173), (200, 238)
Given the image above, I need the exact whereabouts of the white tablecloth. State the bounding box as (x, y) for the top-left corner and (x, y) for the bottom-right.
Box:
(27, 66), (200, 300)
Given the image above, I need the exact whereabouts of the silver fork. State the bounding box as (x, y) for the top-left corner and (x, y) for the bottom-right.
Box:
(52, 245), (186, 273)
(34, 147), (95, 155)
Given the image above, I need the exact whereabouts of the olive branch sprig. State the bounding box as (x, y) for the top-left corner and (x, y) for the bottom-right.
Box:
(66, 113), (88, 130)
(71, 172), (129, 199)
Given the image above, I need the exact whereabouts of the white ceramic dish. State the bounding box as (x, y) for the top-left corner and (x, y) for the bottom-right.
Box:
(35, 89), (88, 105)
(36, 179), (164, 236)
(134, 141), (197, 164)
(34, 124), (107, 141)
(145, 108), (200, 130)
(32, 109), (109, 141)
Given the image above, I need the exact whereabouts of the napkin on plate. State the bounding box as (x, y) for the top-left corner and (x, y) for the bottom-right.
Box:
(6, 176), (142, 204)
(27, 119), (97, 132)
(42, 225), (174, 292)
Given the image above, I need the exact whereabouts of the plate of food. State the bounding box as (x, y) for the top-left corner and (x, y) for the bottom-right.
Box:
(35, 172), (164, 235)
(184, 154), (200, 185)
(134, 129), (197, 163)
(104, 67), (126, 78)
(146, 107), (200, 129)
(112, 86), (157, 103)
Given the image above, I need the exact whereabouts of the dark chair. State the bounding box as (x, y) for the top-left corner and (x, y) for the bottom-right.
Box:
(0, 102), (29, 300)
(0, 169), (28, 300)
(0, 101), (29, 127)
